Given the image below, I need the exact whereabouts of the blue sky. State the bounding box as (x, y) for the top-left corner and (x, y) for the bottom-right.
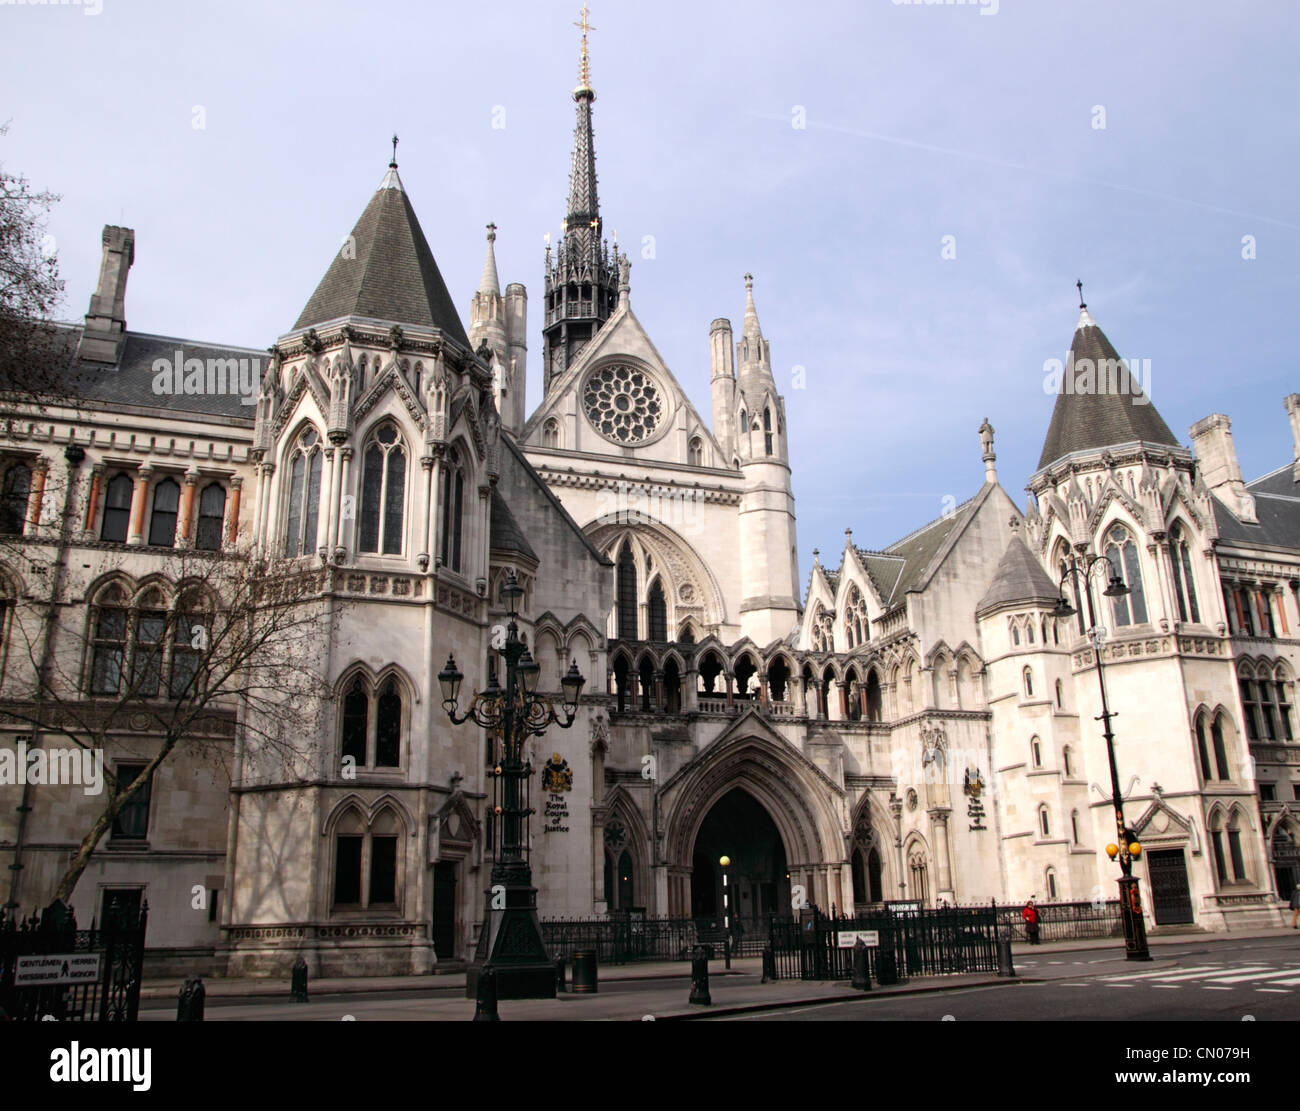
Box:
(3, 0), (1297, 579)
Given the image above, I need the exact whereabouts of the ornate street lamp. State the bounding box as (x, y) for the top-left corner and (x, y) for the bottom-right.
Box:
(439, 570), (585, 999)
(1055, 543), (1151, 961)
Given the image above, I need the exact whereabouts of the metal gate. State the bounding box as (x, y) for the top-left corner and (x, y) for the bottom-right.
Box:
(0, 899), (148, 1021)
(1146, 849), (1194, 925)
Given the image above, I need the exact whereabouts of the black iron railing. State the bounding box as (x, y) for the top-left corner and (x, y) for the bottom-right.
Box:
(986, 898), (1123, 942)
(0, 900), (148, 1021)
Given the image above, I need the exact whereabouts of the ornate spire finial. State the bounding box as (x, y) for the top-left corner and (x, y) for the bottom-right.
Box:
(744, 272), (754, 291)
(1076, 278), (1085, 309)
(390, 134), (399, 169)
(575, 3), (596, 93)
(486, 222), (497, 242)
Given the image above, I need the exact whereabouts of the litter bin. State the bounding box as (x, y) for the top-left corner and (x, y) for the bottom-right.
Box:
(571, 949), (599, 994)
(875, 945), (898, 986)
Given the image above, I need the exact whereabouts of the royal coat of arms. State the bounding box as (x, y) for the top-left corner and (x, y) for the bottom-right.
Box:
(963, 767), (985, 797)
(541, 753), (573, 794)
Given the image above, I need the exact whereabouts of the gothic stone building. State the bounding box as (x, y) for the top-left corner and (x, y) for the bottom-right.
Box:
(0, 54), (1295, 976)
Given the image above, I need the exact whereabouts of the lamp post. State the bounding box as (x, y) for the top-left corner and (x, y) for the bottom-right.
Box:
(719, 855), (732, 970)
(1055, 545), (1152, 961)
(438, 570), (586, 999)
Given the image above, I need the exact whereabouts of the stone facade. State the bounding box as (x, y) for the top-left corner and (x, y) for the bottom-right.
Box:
(2, 47), (1295, 978)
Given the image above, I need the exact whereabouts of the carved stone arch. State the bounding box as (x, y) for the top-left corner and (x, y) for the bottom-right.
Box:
(586, 517), (728, 630)
(367, 792), (415, 836)
(1088, 482), (1145, 535)
(321, 794), (370, 837)
(600, 784), (651, 911)
(374, 663), (420, 706)
(660, 725), (843, 907)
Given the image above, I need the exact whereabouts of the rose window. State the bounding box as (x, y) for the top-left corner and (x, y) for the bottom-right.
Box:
(582, 364), (662, 443)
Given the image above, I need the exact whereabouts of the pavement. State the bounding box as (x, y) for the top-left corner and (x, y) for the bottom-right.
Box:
(137, 925), (1300, 1020)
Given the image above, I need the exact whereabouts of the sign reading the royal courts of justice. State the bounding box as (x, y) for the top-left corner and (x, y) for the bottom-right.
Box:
(542, 753), (573, 834)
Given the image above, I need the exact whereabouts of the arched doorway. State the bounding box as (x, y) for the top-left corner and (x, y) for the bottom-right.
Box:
(689, 788), (790, 929)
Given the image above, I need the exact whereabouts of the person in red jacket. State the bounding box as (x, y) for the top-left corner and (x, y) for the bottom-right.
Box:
(1021, 898), (1041, 945)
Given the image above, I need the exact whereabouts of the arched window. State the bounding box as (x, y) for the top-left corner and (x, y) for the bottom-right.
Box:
(811, 604), (834, 653)
(1168, 523), (1200, 623)
(1211, 715), (1230, 779)
(339, 674), (404, 771)
(763, 408), (773, 455)
(132, 600), (166, 696)
(865, 670), (883, 722)
(1012, 625), (1020, 646)
(1071, 810), (1080, 844)
(147, 477), (180, 547)
(440, 449), (465, 573)
(1038, 806), (1051, 837)
(1023, 667), (1034, 697)
(1027, 622), (1035, 644)
(844, 585), (869, 648)
(1058, 555), (1086, 636)
(647, 578), (667, 642)
(543, 419), (560, 449)
(359, 424), (406, 555)
(1055, 679), (1064, 709)
(341, 679), (368, 766)
(908, 848), (929, 906)
(90, 591), (128, 695)
(101, 473), (134, 543)
(195, 484), (226, 551)
(284, 427), (323, 557)
(1196, 715), (1214, 780)
(616, 544), (637, 640)
(688, 437), (703, 467)
(679, 623), (696, 645)
(0, 462), (31, 535)
(1046, 867), (1058, 899)
(332, 807), (401, 910)
(1031, 735), (1042, 767)
(1104, 524), (1148, 626)
(1063, 745), (1073, 777)
(739, 410), (747, 441)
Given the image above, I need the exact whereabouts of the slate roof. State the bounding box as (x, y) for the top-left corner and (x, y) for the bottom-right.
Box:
(1211, 463), (1300, 550)
(1037, 307), (1180, 471)
(490, 490), (538, 561)
(21, 324), (261, 422)
(976, 534), (1061, 617)
(293, 168), (469, 346)
(848, 492), (980, 608)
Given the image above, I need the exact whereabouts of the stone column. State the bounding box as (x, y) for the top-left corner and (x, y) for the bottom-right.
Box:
(317, 447), (337, 557)
(83, 464), (104, 536)
(321, 446), (338, 555)
(427, 456), (442, 564)
(226, 476), (243, 546)
(334, 448), (353, 559)
(930, 809), (953, 899)
(178, 468), (198, 546)
(417, 455), (434, 570)
(254, 462), (274, 555)
(26, 458), (49, 531)
(127, 465), (152, 546)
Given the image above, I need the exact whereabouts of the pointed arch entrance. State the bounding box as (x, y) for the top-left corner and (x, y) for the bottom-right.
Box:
(658, 712), (847, 917)
(689, 788), (790, 926)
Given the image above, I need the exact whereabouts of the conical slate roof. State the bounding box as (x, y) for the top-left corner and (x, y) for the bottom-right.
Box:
(1037, 305), (1179, 471)
(294, 166), (469, 345)
(976, 534), (1060, 617)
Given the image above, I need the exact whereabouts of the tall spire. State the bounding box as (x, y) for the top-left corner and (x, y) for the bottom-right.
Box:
(479, 222), (501, 297)
(742, 272), (762, 341)
(542, 4), (619, 394)
(566, 4), (600, 231)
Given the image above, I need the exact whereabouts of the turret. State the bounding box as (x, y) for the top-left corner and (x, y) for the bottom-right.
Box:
(734, 275), (800, 643)
(469, 223), (527, 437)
(710, 317), (736, 463)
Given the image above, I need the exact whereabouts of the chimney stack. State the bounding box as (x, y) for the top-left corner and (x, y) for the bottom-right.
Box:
(1284, 394), (1300, 483)
(77, 225), (134, 364)
(1189, 412), (1257, 524)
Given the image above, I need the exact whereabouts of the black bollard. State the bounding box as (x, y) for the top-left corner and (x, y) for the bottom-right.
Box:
(473, 966), (500, 1021)
(555, 956), (567, 994)
(290, 956), (309, 1002)
(176, 975), (205, 1021)
(851, 939), (872, 992)
(760, 943), (775, 984)
(688, 946), (712, 1006)
(996, 938), (1016, 978)
(724, 936), (731, 971)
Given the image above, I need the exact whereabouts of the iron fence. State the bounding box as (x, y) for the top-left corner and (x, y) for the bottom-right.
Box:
(0, 899), (148, 1021)
(986, 898), (1123, 942)
(768, 905), (999, 982)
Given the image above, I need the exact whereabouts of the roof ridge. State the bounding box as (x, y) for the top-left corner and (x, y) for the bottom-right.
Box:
(883, 493), (978, 552)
